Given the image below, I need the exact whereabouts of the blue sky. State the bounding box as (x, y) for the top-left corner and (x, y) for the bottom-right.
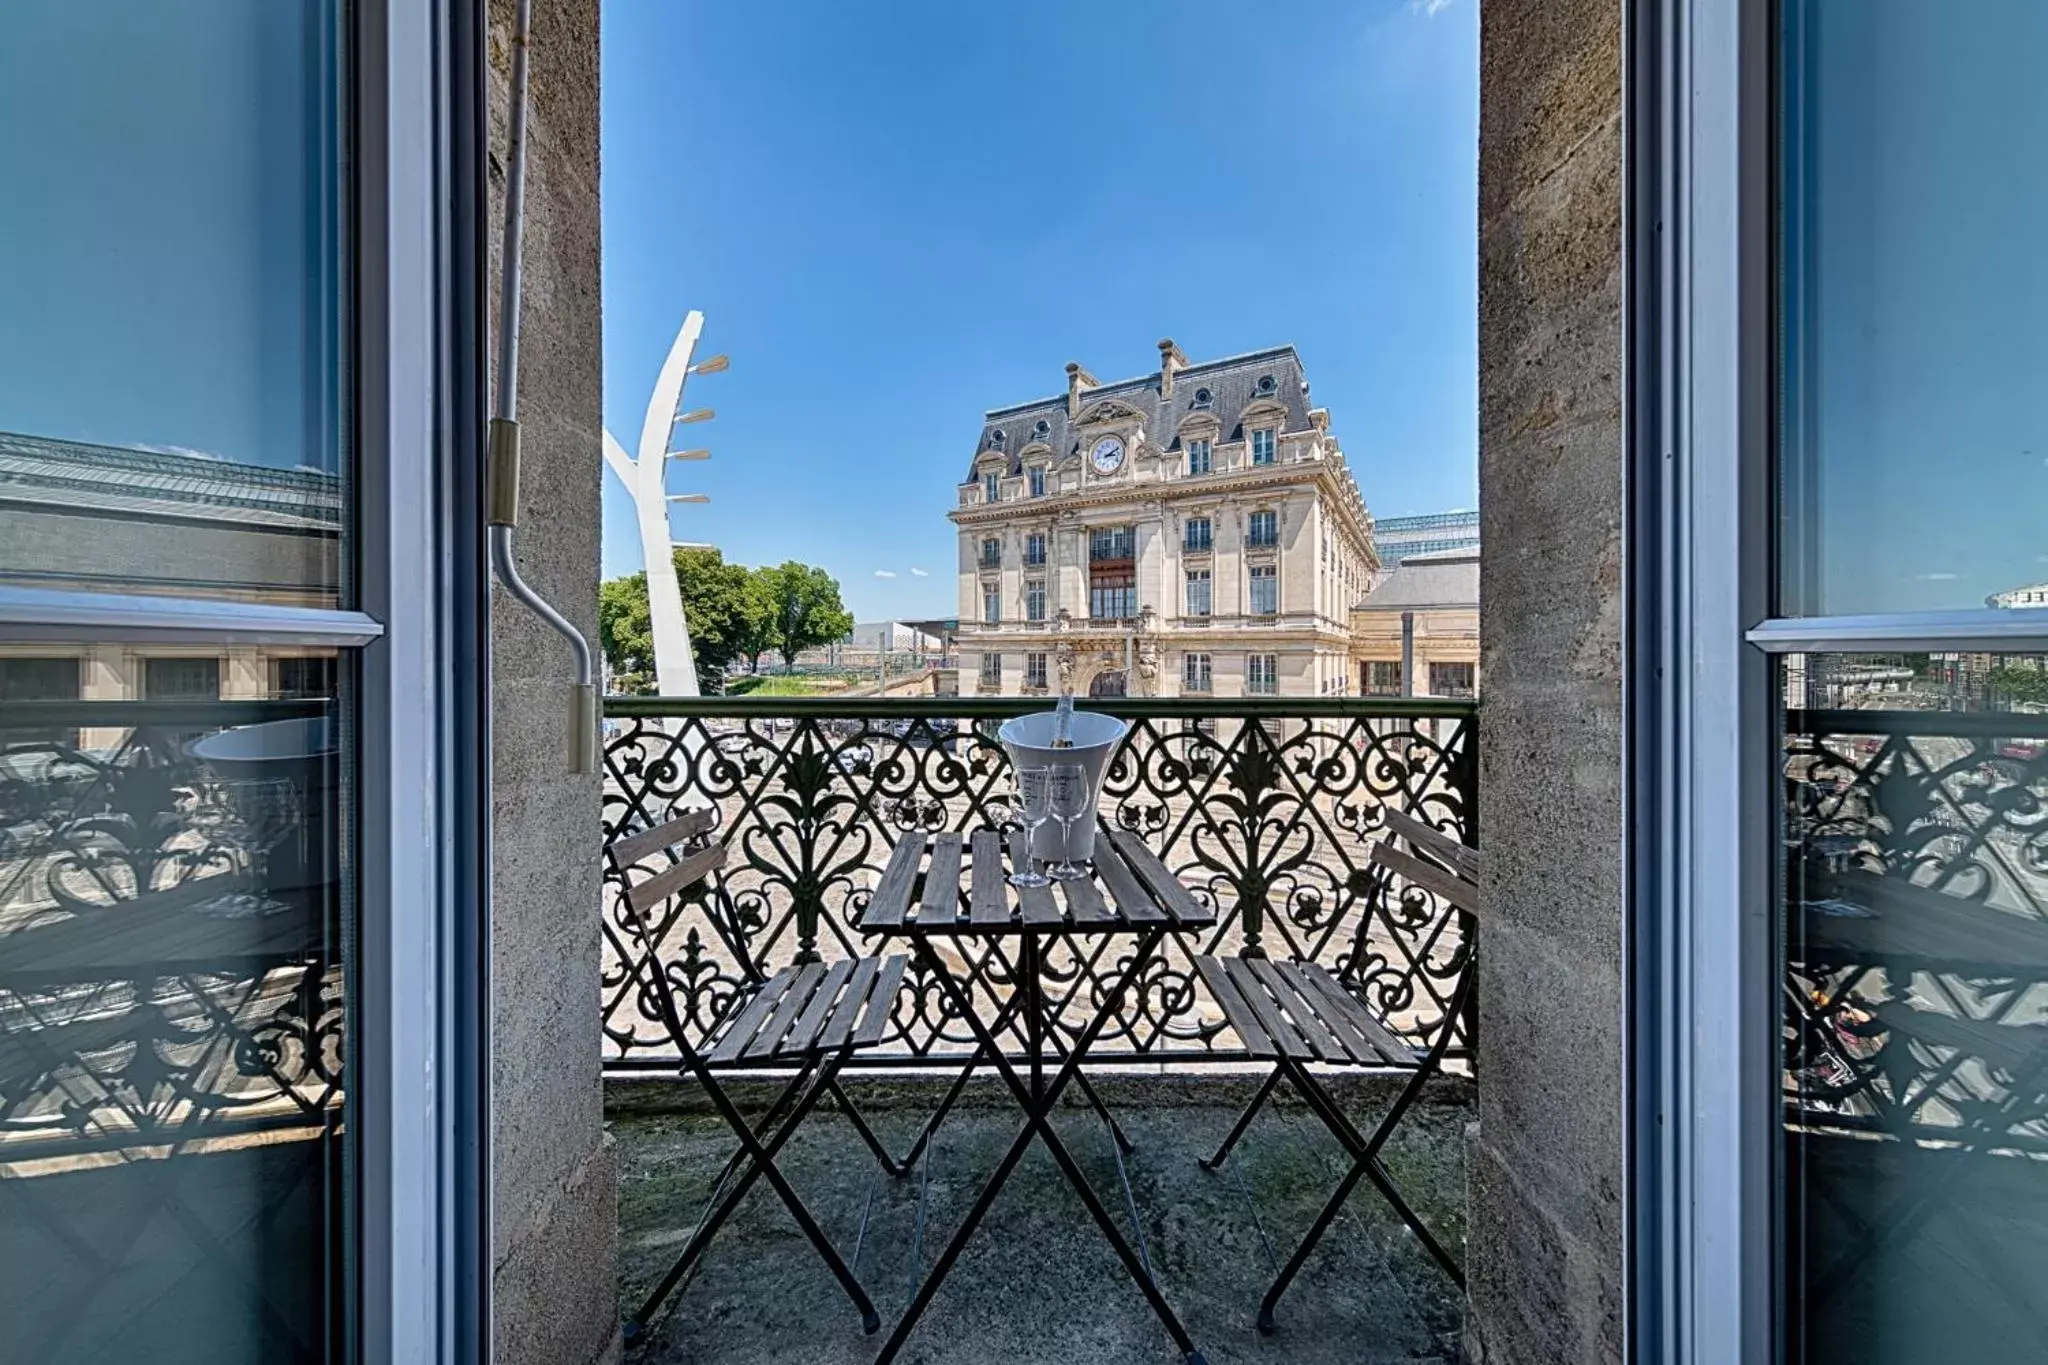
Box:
(601, 0), (1479, 622)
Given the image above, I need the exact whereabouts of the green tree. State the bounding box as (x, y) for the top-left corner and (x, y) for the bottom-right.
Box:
(759, 560), (854, 669)
(596, 548), (774, 692)
(596, 572), (654, 693)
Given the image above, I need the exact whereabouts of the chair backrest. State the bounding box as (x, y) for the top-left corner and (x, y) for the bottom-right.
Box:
(1377, 806), (1482, 886)
(611, 805), (726, 917)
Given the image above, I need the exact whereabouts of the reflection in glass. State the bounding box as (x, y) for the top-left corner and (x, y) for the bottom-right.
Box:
(1780, 653), (2047, 1363)
(1778, 1), (2048, 617)
(0, 689), (347, 1362)
(0, 1), (348, 608)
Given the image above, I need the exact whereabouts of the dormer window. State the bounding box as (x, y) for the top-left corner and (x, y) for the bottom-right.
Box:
(1034, 419), (1051, 437)
(1186, 438), (1212, 476)
(1028, 465), (1045, 497)
(1256, 374), (1277, 396)
(983, 471), (1000, 502)
(1251, 429), (1276, 465)
(990, 428), (1006, 446)
(1192, 386), (1213, 408)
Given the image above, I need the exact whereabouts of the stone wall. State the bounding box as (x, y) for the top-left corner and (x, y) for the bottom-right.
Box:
(1470, 0), (1625, 1362)
(485, 1), (613, 1362)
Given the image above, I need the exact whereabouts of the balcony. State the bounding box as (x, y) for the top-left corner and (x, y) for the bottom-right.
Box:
(600, 693), (1477, 1360)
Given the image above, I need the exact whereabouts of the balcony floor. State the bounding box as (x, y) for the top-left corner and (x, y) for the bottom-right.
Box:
(613, 1075), (1470, 1364)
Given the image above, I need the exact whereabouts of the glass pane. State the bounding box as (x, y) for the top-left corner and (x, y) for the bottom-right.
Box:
(0, 2), (348, 609)
(0, 658), (350, 1362)
(1778, 2), (2048, 617)
(1779, 652), (2048, 1364)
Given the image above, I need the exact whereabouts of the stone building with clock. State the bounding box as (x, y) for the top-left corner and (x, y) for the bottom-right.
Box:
(950, 341), (1377, 699)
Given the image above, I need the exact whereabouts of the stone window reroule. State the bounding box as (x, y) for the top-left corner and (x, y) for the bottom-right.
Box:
(983, 585), (1000, 625)
(983, 471), (999, 502)
(1186, 568), (1211, 617)
(1028, 465), (1045, 497)
(981, 536), (1001, 568)
(1184, 516), (1212, 552)
(1023, 532), (1046, 566)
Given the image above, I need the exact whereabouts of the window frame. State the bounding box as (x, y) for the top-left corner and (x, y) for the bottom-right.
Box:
(1184, 516), (1212, 552)
(1024, 577), (1046, 623)
(1249, 563), (1278, 616)
(982, 584), (1000, 625)
(1250, 428), (1276, 465)
(1023, 532), (1046, 567)
(0, 2), (484, 1356)
(1246, 652), (1278, 694)
(1247, 509), (1278, 548)
(1185, 567), (1212, 618)
(983, 470), (1000, 503)
(1181, 650), (1211, 693)
(1027, 464), (1045, 498)
(1187, 437), (1212, 475)
(978, 653), (1001, 687)
(1024, 650), (1046, 688)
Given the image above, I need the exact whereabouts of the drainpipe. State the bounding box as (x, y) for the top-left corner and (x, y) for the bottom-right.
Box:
(487, 0), (598, 774)
(1401, 610), (1416, 697)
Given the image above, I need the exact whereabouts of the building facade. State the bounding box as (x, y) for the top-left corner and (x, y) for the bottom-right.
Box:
(950, 342), (1377, 699)
(1350, 547), (1480, 698)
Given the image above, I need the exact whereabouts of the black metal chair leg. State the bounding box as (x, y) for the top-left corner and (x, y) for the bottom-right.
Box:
(1201, 1065), (1283, 1170)
(825, 1076), (907, 1178)
(1068, 1064), (1138, 1155)
(1257, 1158), (1371, 1334)
(628, 1056), (881, 1338)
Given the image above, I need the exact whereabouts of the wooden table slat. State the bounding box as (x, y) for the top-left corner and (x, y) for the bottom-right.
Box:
(861, 832), (927, 929)
(817, 956), (882, 1050)
(852, 954), (909, 1047)
(1062, 875), (1114, 925)
(919, 832), (966, 925)
(1092, 835), (1167, 925)
(1012, 827), (1063, 925)
(707, 970), (798, 1065)
(1109, 831), (1204, 925)
(742, 962), (826, 1061)
(969, 829), (1012, 926)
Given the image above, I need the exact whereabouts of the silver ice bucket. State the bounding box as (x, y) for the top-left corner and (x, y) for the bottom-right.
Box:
(996, 709), (1129, 864)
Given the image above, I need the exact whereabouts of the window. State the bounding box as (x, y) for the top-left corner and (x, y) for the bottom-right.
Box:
(1185, 568), (1211, 618)
(1247, 510), (1278, 548)
(1089, 569), (1135, 621)
(1365, 660), (1403, 696)
(1187, 438), (1212, 475)
(1249, 564), (1277, 615)
(145, 656), (222, 700)
(1024, 652), (1047, 689)
(982, 585), (1000, 625)
(1251, 428), (1276, 465)
(1025, 578), (1045, 622)
(1428, 661), (1475, 698)
(1181, 652), (1211, 693)
(272, 654), (338, 699)
(1184, 516), (1212, 552)
(0, 656), (82, 745)
(978, 654), (1001, 687)
(1023, 532), (1046, 566)
(980, 537), (1001, 568)
(983, 471), (1000, 503)
(1246, 654), (1278, 695)
(1028, 465), (1045, 497)
(1089, 526), (1135, 562)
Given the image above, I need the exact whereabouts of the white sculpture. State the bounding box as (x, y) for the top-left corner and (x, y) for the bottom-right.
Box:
(601, 310), (721, 697)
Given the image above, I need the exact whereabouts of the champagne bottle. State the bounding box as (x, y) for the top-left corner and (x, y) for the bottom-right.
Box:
(1052, 690), (1074, 749)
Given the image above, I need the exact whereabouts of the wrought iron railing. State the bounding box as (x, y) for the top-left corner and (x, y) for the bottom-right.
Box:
(601, 694), (1477, 1071)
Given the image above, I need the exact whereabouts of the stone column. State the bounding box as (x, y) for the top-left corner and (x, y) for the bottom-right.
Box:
(1469, 1), (1624, 1362)
(486, 1), (617, 1362)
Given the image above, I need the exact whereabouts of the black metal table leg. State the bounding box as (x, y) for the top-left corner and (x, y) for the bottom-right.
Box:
(875, 930), (1206, 1365)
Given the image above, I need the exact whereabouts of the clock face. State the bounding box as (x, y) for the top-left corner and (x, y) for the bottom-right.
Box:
(1090, 436), (1125, 474)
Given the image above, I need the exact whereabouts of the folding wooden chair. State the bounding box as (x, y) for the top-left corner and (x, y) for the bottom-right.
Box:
(1193, 805), (1480, 1332)
(608, 806), (910, 1344)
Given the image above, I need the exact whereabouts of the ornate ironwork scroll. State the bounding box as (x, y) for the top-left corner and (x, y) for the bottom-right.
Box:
(601, 696), (1477, 1070)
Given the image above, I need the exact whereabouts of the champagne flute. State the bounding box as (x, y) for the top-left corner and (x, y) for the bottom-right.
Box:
(1046, 763), (1090, 881)
(1009, 765), (1052, 888)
